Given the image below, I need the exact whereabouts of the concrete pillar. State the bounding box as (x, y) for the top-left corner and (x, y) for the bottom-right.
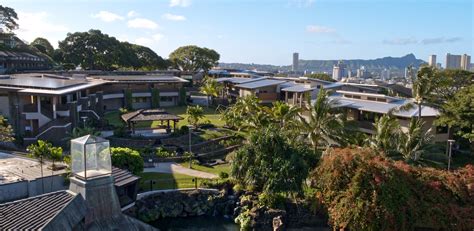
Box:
(68, 101), (78, 128)
(285, 91), (288, 102)
(37, 96), (41, 113)
(52, 96), (57, 119)
(300, 93), (303, 107)
(96, 92), (104, 116)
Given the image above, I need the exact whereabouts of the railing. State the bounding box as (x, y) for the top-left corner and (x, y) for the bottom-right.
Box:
(40, 105), (54, 119)
(24, 118), (71, 140)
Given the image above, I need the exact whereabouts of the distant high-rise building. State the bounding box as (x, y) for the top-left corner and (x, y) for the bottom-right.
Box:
(461, 54), (471, 70)
(292, 52), (299, 72)
(436, 63), (442, 69)
(357, 66), (368, 79)
(446, 53), (462, 69)
(404, 67), (409, 78)
(381, 69), (390, 81)
(332, 60), (347, 81)
(428, 55), (437, 67)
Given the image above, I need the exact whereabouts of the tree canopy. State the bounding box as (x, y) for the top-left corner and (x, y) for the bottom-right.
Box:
(303, 73), (335, 82)
(169, 45), (220, 72)
(0, 5), (18, 31)
(31, 37), (54, 56)
(0, 115), (14, 142)
(58, 29), (167, 70)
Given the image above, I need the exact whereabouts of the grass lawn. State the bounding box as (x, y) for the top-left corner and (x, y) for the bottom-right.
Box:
(103, 106), (225, 129)
(180, 162), (231, 176)
(138, 172), (205, 191)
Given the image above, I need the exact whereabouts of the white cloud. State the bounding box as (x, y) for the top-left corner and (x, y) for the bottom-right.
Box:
(91, 11), (124, 22)
(169, 0), (191, 7)
(306, 25), (336, 33)
(16, 11), (69, 47)
(134, 33), (164, 46)
(162, 13), (186, 21)
(127, 18), (159, 29)
(127, 10), (138, 18)
(383, 37), (418, 45)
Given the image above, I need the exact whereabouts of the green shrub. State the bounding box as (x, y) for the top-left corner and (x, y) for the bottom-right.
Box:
(111, 147), (144, 174)
(218, 171), (229, 179)
(311, 147), (474, 230)
(257, 192), (286, 209)
(113, 125), (129, 137)
(155, 147), (174, 158)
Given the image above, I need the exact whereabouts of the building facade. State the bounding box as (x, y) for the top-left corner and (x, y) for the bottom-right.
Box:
(446, 53), (462, 69)
(461, 54), (471, 70)
(428, 55), (436, 68)
(292, 52), (299, 72)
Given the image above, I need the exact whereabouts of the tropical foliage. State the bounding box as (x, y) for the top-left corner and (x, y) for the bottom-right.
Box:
(200, 77), (221, 107)
(27, 140), (63, 194)
(311, 148), (474, 230)
(231, 126), (310, 194)
(0, 115), (14, 142)
(186, 105), (204, 128)
(110, 147), (144, 174)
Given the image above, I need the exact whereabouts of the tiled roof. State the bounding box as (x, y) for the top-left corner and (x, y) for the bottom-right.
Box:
(0, 190), (78, 230)
(112, 167), (140, 187)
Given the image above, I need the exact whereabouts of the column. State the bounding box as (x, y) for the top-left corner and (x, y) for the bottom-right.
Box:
(299, 93), (303, 107)
(52, 96), (57, 119)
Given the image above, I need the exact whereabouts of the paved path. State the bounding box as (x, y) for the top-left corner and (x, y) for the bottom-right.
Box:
(143, 162), (217, 179)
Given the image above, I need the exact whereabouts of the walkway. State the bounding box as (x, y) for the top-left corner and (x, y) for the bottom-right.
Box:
(143, 162), (218, 179)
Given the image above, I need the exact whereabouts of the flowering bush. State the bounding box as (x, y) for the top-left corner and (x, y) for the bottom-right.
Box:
(311, 148), (474, 230)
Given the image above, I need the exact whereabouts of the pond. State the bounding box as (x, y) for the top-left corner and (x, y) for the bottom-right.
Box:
(150, 216), (240, 231)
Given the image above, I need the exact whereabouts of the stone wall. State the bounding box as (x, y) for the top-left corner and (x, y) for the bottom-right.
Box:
(126, 189), (238, 223)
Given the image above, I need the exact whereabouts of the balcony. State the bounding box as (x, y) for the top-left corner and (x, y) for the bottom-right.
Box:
(23, 104), (38, 113)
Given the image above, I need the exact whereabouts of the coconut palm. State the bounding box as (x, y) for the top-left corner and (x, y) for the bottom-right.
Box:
(200, 77), (221, 107)
(186, 105), (204, 128)
(270, 101), (301, 128)
(221, 95), (269, 131)
(397, 118), (434, 163)
(368, 114), (400, 155)
(299, 89), (345, 153)
(401, 66), (436, 119)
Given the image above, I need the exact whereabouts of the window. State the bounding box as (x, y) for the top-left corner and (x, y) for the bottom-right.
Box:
(367, 97), (377, 101)
(132, 97), (148, 103)
(160, 96), (173, 102)
(352, 95), (361, 99)
(376, 98), (386, 102)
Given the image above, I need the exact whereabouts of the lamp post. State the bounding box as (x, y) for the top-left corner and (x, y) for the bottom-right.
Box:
(81, 116), (88, 128)
(447, 139), (455, 171)
(187, 125), (193, 168)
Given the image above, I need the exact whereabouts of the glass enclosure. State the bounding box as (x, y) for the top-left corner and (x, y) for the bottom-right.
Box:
(70, 135), (112, 180)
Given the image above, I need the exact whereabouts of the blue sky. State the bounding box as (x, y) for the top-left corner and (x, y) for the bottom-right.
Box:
(5, 0), (473, 65)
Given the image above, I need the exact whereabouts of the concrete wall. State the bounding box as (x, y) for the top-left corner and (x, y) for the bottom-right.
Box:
(0, 175), (67, 203)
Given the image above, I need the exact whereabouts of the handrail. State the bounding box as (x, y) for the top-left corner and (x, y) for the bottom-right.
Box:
(80, 110), (101, 120)
(24, 123), (72, 140)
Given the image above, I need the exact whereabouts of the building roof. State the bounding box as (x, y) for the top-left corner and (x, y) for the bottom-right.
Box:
(122, 109), (183, 123)
(215, 77), (264, 84)
(112, 167), (140, 187)
(0, 190), (85, 230)
(281, 84), (314, 92)
(91, 75), (188, 83)
(0, 75), (107, 95)
(0, 152), (67, 184)
(235, 79), (286, 89)
(328, 93), (439, 118)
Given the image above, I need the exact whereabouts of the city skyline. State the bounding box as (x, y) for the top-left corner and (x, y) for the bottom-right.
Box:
(5, 0), (473, 65)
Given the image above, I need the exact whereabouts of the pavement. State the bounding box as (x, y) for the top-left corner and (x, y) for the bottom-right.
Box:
(143, 162), (218, 179)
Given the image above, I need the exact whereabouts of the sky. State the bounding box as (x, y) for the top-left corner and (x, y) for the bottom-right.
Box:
(4, 0), (473, 66)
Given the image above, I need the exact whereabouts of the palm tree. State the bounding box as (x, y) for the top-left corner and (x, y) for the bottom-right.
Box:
(397, 118), (434, 163)
(402, 65), (436, 119)
(299, 89), (345, 153)
(221, 95), (268, 131)
(270, 101), (301, 128)
(368, 114), (400, 155)
(200, 77), (221, 107)
(186, 105), (204, 128)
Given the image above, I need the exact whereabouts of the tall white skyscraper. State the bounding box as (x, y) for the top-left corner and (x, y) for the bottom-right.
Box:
(332, 60), (347, 81)
(381, 69), (390, 81)
(446, 53), (462, 69)
(292, 52), (299, 72)
(428, 55), (437, 68)
(461, 54), (471, 70)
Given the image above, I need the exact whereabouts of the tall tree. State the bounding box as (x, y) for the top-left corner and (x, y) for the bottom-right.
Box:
(0, 5), (18, 31)
(436, 84), (474, 153)
(404, 65), (436, 119)
(169, 45), (220, 73)
(299, 89), (345, 153)
(221, 95), (270, 131)
(0, 115), (14, 142)
(31, 37), (54, 56)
